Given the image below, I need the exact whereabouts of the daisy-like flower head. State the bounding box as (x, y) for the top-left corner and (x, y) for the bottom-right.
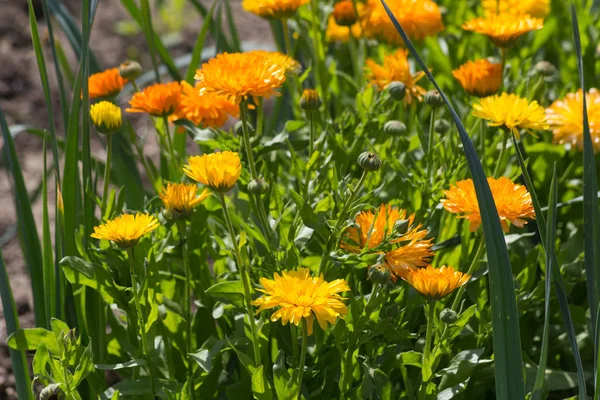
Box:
(183, 151), (242, 193)
(159, 183), (211, 220)
(340, 204), (434, 279)
(546, 89), (600, 153)
(326, 15), (362, 43)
(90, 101), (122, 135)
(242, 0), (309, 19)
(170, 81), (239, 128)
(482, 0), (550, 19)
(252, 268), (350, 335)
(333, 0), (358, 26)
(127, 82), (182, 117)
(362, 0), (444, 45)
(462, 14), (543, 48)
(402, 265), (471, 300)
(441, 177), (536, 232)
(453, 59), (503, 98)
(91, 213), (160, 248)
(365, 49), (426, 104)
(195, 51), (297, 103)
(88, 68), (128, 99)
(472, 92), (548, 138)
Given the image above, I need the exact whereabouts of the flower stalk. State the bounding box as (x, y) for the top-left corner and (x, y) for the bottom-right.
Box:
(419, 300), (437, 397)
(101, 134), (112, 213)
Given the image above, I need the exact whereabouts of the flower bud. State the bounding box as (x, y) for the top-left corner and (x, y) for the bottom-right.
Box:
(562, 262), (583, 279)
(90, 101), (122, 135)
(332, 0), (358, 27)
(119, 60), (143, 80)
(248, 177), (269, 195)
(387, 81), (406, 102)
(394, 219), (409, 235)
(40, 384), (65, 400)
(357, 151), (382, 172)
(434, 119), (451, 134)
(300, 89), (322, 111)
(424, 90), (444, 108)
(440, 308), (458, 324)
(383, 120), (407, 135)
(234, 120), (253, 136)
(533, 61), (557, 78)
(368, 263), (392, 286)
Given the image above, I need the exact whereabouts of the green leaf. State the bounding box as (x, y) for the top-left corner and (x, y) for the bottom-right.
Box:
(252, 365), (273, 400)
(273, 350), (291, 400)
(437, 349), (492, 391)
(185, 0), (218, 83)
(205, 281), (245, 307)
(72, 342), (94, 387)
(95, 359), (147, 370)
(7, 328), (58, 354)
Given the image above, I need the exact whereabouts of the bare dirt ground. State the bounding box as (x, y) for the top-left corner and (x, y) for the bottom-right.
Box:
(0, 1), (272, 397)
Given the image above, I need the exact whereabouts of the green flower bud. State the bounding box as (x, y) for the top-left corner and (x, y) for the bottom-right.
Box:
(425, 90), (444, 108)
(90, 101), (122, 135)
(357, 151), (382, 172)
(394, 219), (409, 235)
(562, 262), (583, 279)
(119, 60), (143, 80)
(235, 120), (254, 136)
(533, 61), (557, 78)
(383, 120), (407, 135)
(434, 119), (451, 134)
(387, 81), (407, 102)
(440, 308), (458, 324)
(300, 89), (322, 111)
(248, 177), (269, 195)
(40, 384), (65, 400)
(368, 263), (392, 286)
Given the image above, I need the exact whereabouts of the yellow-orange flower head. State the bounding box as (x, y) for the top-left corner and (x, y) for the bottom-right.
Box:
(88, 68), (128, 99)
(242, 0), (309, 19)
(472, 93), (548, 138)
(183, 151), (242, 193)
(127, 82), (181, 117)
(366, 49), (426, 104)
(333, 0), (358, 26)
(441, 177), (536, 232)
(170, 81), (238, 128)
(462, 14), (543, 48)
(546, 89), (600, 153)
(403, 266), (471, 300)
(453, 59), (503, 98)
(326, 15), (362, 43)
(90, 101), (122, 135)
(482, 0), (550, 19)
(252, 268), (350, 335)
(91, 213), (159, 248)
(159, 183), (211, 220)
(340, 204), (434, 279)
(362, 0), (444, 45)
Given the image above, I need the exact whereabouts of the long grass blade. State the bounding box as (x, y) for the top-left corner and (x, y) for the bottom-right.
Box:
(42, 135), (56, 323)
(81, 0), (94, 240)
(379, 2), (525, 398)
(185, 0), (219, 83)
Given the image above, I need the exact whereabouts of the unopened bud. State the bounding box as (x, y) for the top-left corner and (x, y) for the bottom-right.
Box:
(300, 89), (322, 111)
(387, 81), (406, 102)
(440, 308), (458, 324)
(533, 61), (557, 78)
(368, 263), (392, 286)
(40, 384), (65, 400)
(90, 101), (122, 135)
(424, 90), (444, 108)
(119, 60), (143, 80)
(332, 0), (358, 26)
(357, 151), (382, 172)
(383, 120), (407, 135)
(248, 177), (269, 195)
(434, 119), (451, 134)
(394, 219), (409, 235)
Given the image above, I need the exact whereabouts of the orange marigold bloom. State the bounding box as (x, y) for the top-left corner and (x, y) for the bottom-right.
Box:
(546, 89), (600, 153)
(242, 0), (309, 19)
(333, 0), (358, 26)
(88, 68), (128, 99)
(462, 14), (543, 48)
(453, 59), (503, 97)
(403, 266), (471, 300)
(362, 0), (444, 45)
(340, 204), (434, 279)
(365, 49), (426, 104)
(127, 82), (181, 117)
(159, 183), (210, 220)
(482, 0), (550, 19)
(91, 213), (159, 248)
(441, 177), (536, 232)
(326, 15), (362, 43)
(170, 81), (238, 128)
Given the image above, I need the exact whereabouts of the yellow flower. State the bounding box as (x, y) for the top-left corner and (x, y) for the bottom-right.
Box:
(482, 0), (550, 19)
(403, 266), (471, 300)
(90, 101), (122, 135)
(441, 177), (536, 232)
(249, 50), (301, 74)
(183, 151), (242, 193)
(546, 89), (600, 153)
(362, 0), (444, 45)
(365, 49), (426, 104)
(452, 59), (503, 97)
(326, 15), (362, 43)
(333, 0), (358, 26)
(159, 183), (211, 220)
(242, 0), (309, 19)
(252, 268), (350, 335)
(340, 204), (434, 279)
(462, 14), (543, 48)
(127, 82), (181, 117)
(170, 81), (238, 128)
(88, 68), (128, 99)
(195, 51), (296, 103)
(91, 213), (160, 248)
(472, 93), (548, 138)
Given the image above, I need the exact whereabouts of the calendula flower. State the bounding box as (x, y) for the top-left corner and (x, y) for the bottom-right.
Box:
(183, 151), (242, 193)
(195, 52), (295, 103)
(127, 82), (181, 117)
(326, 15), (362, 43)
(170, 81), (238, 128)
(453, 59), (503, 97)
(546, 89), (600, 153)
(159, 183), (211, 220)
(362, 0), (444, 45)
(366, 49), (426, 104)
(91, 213), (160, 248)
(90, 101), (122, 135)
(333, 0), (358, 26)
(403, 266), (471, 300)
(462, 14), (543, 48)
(482, 0), (550, 19)
(242, 0), (309, 19)
(441, 177), (536, 232)
(340, 204), (434, 279)
(252, 268), (349, 335)
(250, 50), (301, 74)
(472, 93), (548, 138)
(88, 68), (128, 99)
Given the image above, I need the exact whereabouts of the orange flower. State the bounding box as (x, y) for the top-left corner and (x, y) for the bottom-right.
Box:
(127, 82), (181, 117)
(170, 81), (238, 128)
(242, 0), (309, 19)
(441, 177), (536, 232)
(403, 266), (471, 300)
(462, 14), (543, 48)
(88, 68), (128, 99)
(482, 0), (550, 19)
(453, 59), (503, 97)
(326, 15), (362, 43)
(333, 0), (358, 26)
(365, 49), (426, 104)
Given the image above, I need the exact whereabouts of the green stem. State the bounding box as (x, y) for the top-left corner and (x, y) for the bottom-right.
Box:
(427, 108), (437, 184)
(347, 29), (360, 86)
(296, 321), (309, 399)
(131, 79), (141, 93)
(493, 132), (509, 178)
(419, 300), (437, 398)
(218, 194), (262, 366)
(256, 98), (264, 139)
(282, 18), (294, 57)
(163, 116), (178, 178)
(479, 119), (486, 162)
(451, 238), (485, 312)
(101, 133), (113, 213)
(239, 100), (259, 179)
(308, 111), (316, 157)
(308, 0), (328, 106)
